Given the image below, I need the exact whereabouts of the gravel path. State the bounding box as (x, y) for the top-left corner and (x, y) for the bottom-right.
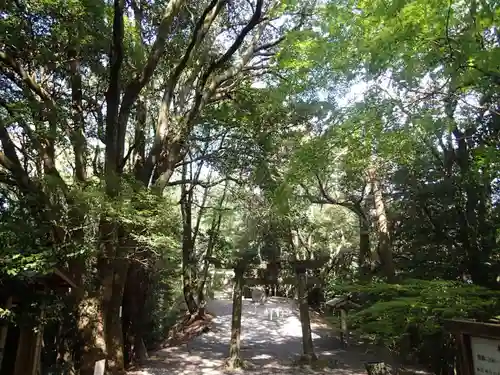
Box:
(127, 296), (380, 375)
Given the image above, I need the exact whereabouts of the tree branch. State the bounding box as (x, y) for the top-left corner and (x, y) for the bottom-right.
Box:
(200, 0), (264, 88)
(168, 177), (230, 189)
(0, 121), (31, 191)
(0, 169), (17, 187)
(0, 51), (54, 104)
(68, 48), (87, 182)
(140, 0), (226, 186)
(116, 0), (186, 155)
(165, 0), (225, 108)
(104, 0), (125, 181)
(301, 176), (367, 221)
(150, 0), (268, 192)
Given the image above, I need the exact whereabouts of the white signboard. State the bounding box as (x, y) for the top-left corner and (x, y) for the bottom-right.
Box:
(93, 359), (106, 375)
(470, 336), (500, 375)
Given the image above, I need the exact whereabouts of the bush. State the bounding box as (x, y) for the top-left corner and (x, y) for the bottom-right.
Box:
(325, 279), (500, 373)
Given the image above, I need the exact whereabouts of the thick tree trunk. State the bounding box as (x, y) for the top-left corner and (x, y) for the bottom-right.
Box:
(78, 295), (106, 375)
(123, 263), (149, 366)
(368, 166), (396, 283)
(103, 257), (129, 375)
(97, 219), (129, 375)
(296, 269), (316, 361)
(227, 265), (245, 369)
(67, 234), (102, 375)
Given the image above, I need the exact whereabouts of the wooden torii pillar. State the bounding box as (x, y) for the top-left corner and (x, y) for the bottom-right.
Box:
(289, 258), (328, 362)
(241, 257), (328, 362)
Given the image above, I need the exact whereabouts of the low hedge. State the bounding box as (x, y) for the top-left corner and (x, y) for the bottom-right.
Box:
(325, 279), (500, 373)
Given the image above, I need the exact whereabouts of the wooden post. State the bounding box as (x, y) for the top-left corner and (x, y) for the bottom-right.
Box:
(339, 308), (348, 348)
(14, 308), (46, 375)
(286, 259), (327, 362)
(206, 268), (214, 299)
(14, 326), (37, 375)
(296, 267), (316, 361)
(32, 313), (44, 375)
(0, 296), (13, 372)
(227, 262), (245, 368)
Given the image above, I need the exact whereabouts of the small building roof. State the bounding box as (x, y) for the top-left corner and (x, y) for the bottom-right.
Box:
(325, 296), (361, 310)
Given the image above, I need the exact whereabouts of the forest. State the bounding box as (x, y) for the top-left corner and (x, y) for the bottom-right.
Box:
(0, 0), (499, 374)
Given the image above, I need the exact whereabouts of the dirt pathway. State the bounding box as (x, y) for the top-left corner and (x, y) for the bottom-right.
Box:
(127, 296), (384, 375)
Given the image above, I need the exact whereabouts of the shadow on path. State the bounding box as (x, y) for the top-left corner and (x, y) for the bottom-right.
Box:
(127, 297), (389, 375)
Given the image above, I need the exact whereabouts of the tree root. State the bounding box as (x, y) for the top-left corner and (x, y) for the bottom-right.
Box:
(293, 353), (341, 370)
(365, 361), (394, 375)
(224, 356), (246, 370)
(295, 353), (318, 365)
(162, 310), (214, 347)
(292, 354), (342, 370)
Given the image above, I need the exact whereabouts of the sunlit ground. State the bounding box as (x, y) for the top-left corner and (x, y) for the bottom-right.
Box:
(127, 297), (381, 375)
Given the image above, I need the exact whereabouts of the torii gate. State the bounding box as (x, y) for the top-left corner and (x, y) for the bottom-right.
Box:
(242, 259), (324, 296)
(243, 257), (329, 362)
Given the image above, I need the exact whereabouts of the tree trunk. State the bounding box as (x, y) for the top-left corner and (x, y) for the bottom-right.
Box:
(452, 126), (495, 287)
(97, 219), (129, 375)
(181, 163), (198, 315)
(368, 166), (396, 283)
(131, 266), (149, 363)
(182, 248), (198, 314)
(62, 217), (86, 374)
(131, 273), (149, 365)
(77, 295), (106, 375)
(296, 269), (316, 361)
(123, 263), (149, 366)
(358, 213), (372, 282)
(227, 265), (245, 369)
(197, 182), (227, 305)
(73, 239), (106, 375)
(197, 258), (212, 307)
(103, 257), (129, 375)
(197, 223), (216, 307)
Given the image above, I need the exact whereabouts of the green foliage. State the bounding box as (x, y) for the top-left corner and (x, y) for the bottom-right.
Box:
(0, 196), (58, 277)
(326, 279), (500, 370)
(144, 265), (183, 347)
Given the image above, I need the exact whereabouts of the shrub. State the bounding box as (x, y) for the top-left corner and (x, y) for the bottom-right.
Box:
(325, 279), (500, 373)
